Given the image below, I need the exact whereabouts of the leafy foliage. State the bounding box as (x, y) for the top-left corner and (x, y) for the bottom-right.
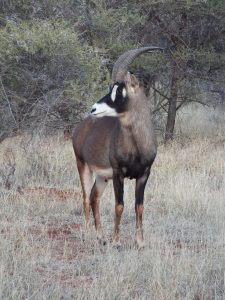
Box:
(0, 18), (104, 136)
(0, 0), (225, 141)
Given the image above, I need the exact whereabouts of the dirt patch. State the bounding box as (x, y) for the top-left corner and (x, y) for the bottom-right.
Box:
(16, 185), (81, 201)
(47, 223), (81, 239)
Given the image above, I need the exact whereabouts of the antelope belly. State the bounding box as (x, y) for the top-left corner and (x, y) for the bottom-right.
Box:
(92, 166), (113, 180)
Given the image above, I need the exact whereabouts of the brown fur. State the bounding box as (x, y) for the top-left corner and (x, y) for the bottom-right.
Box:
(73, 116), (118, 170)
(73, 73), (157, 247)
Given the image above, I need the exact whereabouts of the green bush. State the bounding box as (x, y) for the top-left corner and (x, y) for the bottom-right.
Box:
(0, 19), (106, 133)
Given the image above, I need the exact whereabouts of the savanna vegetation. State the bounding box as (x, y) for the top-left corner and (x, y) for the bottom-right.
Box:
(0, 0), (225, 141)
(1, 106), (225, 299)
(0, 0), (225, 299)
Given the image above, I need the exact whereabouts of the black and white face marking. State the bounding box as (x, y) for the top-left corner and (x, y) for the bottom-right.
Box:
(90, 82), (128, 118)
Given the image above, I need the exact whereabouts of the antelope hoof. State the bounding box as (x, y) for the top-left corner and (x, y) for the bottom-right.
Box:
(112, 235), (122, 249)
(112, 240), (121, 246)
(112, 240), (122, 251)
(97, 231), (107, 246)
(135, 230), (145, 249)
(135, 239), (145, 250)
(98, 237), (107, 246)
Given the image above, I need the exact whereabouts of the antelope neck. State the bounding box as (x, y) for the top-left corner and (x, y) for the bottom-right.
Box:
(119, 96), (157, 158)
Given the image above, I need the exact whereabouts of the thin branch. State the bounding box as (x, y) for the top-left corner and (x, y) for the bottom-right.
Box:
(153, 100), (169, 114)
(176, 99), (209, 111)
(151, 86), (171, 101)
(0, 78), (18, 128)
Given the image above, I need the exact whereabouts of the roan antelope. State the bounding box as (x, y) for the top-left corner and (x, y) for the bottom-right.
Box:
(73, 46), (162, 248)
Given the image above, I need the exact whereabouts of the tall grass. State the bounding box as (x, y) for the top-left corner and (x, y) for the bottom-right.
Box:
(0, 105), (225, 299)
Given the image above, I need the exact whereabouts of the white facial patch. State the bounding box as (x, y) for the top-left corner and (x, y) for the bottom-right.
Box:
(91, 102), (117, 118)
(122, 88), (127, 98)
(111, 84), (118, 102)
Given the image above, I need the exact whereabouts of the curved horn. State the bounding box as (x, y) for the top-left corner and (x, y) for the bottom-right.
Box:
(111, 46), (163, 83)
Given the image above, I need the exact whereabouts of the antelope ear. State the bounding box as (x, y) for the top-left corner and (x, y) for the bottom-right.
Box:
(124, 72), (132, 84)
(130, 74), (139, 87)
(124, 72), (139, 88)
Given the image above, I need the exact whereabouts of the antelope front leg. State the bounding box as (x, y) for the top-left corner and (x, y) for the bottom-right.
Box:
(112, 173), (124, 246)
(135, 170), (150, 248)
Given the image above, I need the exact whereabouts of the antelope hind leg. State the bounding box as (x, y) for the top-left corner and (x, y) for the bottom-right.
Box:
(90, 176), (107, 242)
(76, 159), (93, 229)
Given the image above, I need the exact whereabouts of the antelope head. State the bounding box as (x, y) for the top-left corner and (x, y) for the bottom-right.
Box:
(90, 46), (163, 118)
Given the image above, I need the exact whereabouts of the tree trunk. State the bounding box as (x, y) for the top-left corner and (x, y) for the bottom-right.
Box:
(165, 75), (178, 143)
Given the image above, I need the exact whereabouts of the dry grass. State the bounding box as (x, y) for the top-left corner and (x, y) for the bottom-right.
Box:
(0, 105), (225, 299)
